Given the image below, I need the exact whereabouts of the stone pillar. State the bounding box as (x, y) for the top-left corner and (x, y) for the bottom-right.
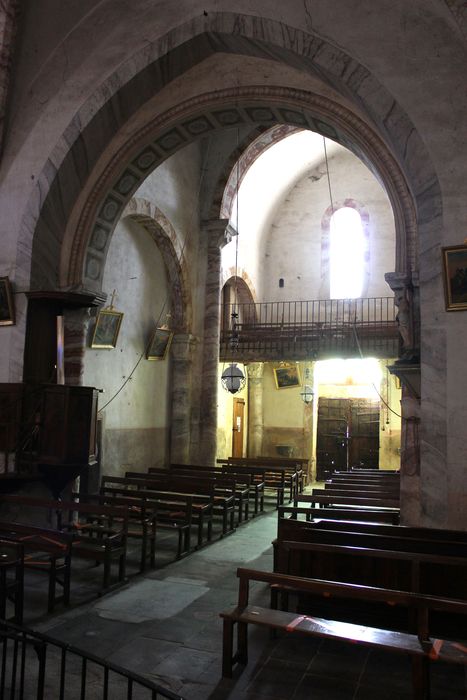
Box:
(399, 388), (421, 526)
(64, 308), (92, 385)
(198, 219), (233, 465)
(169, 333), (197, 464)
(246, 363), (264, 457)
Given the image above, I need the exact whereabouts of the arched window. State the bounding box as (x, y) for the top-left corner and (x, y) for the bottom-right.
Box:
(330, 206), (365, 299)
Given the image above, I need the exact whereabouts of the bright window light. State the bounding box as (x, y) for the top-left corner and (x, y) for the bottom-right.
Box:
(330, 207), (364, 299)
(315, 358), (381, 394)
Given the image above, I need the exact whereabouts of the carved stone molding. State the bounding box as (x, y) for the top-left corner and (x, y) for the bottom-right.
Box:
(62, 86), (419, 290)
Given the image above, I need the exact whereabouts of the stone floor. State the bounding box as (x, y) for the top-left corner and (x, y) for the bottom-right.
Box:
(25, 503), (467, 700)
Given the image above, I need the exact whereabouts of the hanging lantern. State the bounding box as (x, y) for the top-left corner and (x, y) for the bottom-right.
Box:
(221, 363), (246, 394)
(300, 384), (314, 404)
(300, 367), (314, 404)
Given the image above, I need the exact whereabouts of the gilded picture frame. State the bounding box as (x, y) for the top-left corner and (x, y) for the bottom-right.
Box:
(0, 277), (15, 326)
(273, 364), (301, 389)
(442, 244), (467, 311)
(146, 327), (173, 360)
(91, 309), (124, 348)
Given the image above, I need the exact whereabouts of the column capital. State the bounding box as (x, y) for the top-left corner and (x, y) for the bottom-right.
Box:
(246, 362), (264, 380)
(384, 271), (413, 293)
(202, 219), (236, 249)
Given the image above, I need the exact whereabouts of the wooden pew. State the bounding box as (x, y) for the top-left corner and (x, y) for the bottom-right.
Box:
(74, 492), (157, 572)
(0, 522), (72, 613)
(279, 505), (400, 525)
(162, 466), (251, 523)
(307, 490), (400, 509)
(100, 478), (195, 556)
(322, 486), (400, 500)
(220, 567), (467, 699)
(217, 461), (287, 508)
(168, 463), (265, 517)
(124, 472), (235, 537)
(0, 495), (128, 593)
(300, 518), (467, 544)
(274, 517), (467, 603)
(0, 539), (24, 624)
(219, 457), (299, 501)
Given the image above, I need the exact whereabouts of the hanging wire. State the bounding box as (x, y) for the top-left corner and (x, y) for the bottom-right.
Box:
(351, 324), (404, 420)
(99, 139), (212, 413)
(323, 137), (335, 215)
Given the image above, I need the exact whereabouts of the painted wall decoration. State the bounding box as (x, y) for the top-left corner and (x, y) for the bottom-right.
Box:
(273, 364), (301, 389)
(442, 244), (467, 310)
(146, 327), (173, 360)
(91, 309), (124, 348)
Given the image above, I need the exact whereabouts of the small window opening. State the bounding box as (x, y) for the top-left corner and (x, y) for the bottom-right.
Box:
(279, 278), (284, 288)
(330, 207), (364, 299)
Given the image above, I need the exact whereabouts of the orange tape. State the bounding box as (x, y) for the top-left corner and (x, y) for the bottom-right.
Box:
(286, 615), (306, 632)
(453, 642), (467, 655)
(428, 639), (444, 660)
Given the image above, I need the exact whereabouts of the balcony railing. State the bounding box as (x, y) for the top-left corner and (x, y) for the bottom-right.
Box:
(220, 297), (399, 361)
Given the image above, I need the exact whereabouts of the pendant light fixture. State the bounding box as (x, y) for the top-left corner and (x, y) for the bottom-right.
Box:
(221, 128), (245, 395)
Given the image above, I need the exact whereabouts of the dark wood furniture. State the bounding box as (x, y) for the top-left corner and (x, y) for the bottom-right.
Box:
(220, 567), (467, 699)
(0, 539), (24, 624)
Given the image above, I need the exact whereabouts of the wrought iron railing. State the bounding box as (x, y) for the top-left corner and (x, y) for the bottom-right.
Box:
(220, 297), (399, 360)
(0, 620), (185, 700)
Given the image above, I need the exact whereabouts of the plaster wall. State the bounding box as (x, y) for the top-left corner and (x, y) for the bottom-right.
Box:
(261, 146), (395, 302)
(83, 217), (170, 476)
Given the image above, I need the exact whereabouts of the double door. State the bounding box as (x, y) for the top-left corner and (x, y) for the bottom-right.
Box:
(316, 397), (380, 480)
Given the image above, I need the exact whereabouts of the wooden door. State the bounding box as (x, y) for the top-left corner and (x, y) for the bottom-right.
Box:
(349, 399), (380, 468)
(316, 398), (349, 480)
(316, 397), (380, 478)
(232, 398), (245, 458)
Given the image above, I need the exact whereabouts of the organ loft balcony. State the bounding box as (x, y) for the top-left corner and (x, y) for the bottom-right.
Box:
(220, 297), (400, 363)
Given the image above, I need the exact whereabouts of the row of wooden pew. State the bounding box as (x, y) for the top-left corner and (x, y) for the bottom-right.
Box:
(0, 456), (306, 621)
(220, 469), (467, 699)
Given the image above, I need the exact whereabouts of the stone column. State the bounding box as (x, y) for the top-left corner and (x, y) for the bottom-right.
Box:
(169, 333), (197, 464)
(246, 363), (264, 457)
(198, 219), (232, 465)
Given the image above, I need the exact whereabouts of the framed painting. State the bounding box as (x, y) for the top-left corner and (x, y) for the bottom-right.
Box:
(146, 327), (173, 360)
(91, 309), (124, 348)
(442, 244), (467, 310)
(273, 364), (301, 389)
(0, 277), (15, 326)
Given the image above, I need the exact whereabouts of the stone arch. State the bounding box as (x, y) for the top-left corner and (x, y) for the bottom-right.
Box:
(218, 124), (301, 220)
(17, 17), (439, 298)
(221, 273), (258, 333)
(65, 87), (418, 296)
(122, 198), (191, 332)
(321, 199), (372, 298)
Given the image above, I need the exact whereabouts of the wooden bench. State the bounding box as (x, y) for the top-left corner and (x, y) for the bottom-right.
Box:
(274, 522), (467, 605)
(323, 485), (400, 500)
(220, 567), (467, 699)
(163, 466), (252, 524)
(168, 463), (265, 517)
(307, 490), (400, 509)
(219, 457), (299, 501)
(217, 461), (288, 508)
(0, 495), (128, 593)
(74, 492), (157, 572)
(0, 539), (24, 624)
(0, 521), (72, 612)
(124, 472), (234, 537)
(100, 478), (194, 557)
(280, 504), (400, 525)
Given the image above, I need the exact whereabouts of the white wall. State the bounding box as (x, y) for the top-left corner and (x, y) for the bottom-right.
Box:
(261, 146), (395, 302)
(83, 217), (170, 474)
